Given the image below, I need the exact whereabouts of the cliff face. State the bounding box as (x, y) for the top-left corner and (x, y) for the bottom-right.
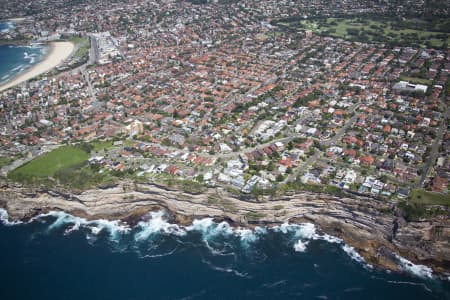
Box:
(0, 180), (449, 275)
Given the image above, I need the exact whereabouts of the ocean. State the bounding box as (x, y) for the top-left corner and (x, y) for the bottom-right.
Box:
(0, 209), (449, 299)
(0, 33), (47, 85)
(0, 21), (14, 33)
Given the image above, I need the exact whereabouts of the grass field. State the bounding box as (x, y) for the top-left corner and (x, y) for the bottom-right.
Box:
(280, 17), (450, 48)
(0, 157), (13, 168)
(68, 36), (90, 59)
(399, 76), (433, 86)
(92, 140), (115, 152)
(409, 189), (450, 207)
(9, 146), (89, 179)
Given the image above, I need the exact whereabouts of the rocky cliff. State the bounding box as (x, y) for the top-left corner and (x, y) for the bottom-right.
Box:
(0, 180), (449, 276)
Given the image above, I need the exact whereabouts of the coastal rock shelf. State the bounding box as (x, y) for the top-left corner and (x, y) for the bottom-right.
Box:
(0, 180), (449, 275)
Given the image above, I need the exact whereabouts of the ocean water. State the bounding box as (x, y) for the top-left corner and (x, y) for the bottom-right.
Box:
(0, 43), (47, 84)
(0, 21), (15, 33)
(0, 209), (449, 300)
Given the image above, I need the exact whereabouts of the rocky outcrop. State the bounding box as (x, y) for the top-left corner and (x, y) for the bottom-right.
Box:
(0, 180), (449, 275)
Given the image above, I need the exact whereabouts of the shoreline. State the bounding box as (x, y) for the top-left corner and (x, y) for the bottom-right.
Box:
(0, 41), (74, 92)
(0, 180), (449, 278)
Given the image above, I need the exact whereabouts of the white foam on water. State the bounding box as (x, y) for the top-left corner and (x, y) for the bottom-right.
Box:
(88, 219), (130, 242)
(235, 227), (266, 250)
(272, 222), (372, 268)
(44, 211), (85, 232)
(396, 254), (434, 279)
(35, 211), (129, 242)
(134, 211), (186, 242)
(186, 218), (233, 238)
(273, 222), (317, 253)
(0, 208), (23, 226)
(235, 227), (257, 242)
(12, 64), (25, 72)
(315, 233), (342, 244)
(7, 209), (439, 279)
(273, 222), (318, 239)
(342, 244), (370, 268)
(201, 259), (250, 278)
(141, 247), (179, 259)
(294, 240), (309, 252)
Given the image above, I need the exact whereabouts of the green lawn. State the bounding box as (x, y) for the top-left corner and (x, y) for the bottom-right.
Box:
(9, 146), (89, 178)
(289, 17), (450, 48)
(0, 157), (13, 168)
(409, 189), (450, 207)
(399, 75), (433, 86)
(68, 36), (90, 59)
(92, 140), (115, 152)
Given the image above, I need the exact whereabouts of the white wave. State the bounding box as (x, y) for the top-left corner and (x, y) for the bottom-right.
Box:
(88, 219), (130, 241)
(396, 255), (433, 279)
(234, 227), (267, 246)
(65, 221), (81, 235)
(262, 280), (287, 288)
(141, 247), (178, 259)
(186, 218), (234, 238)
(186, 217), (214, 232)
(274, 222), (317, 239)
(12, 64), (25, 72)
(272, 222), (372, 267)
(36, 211), (129, 242)
(342, 244), (370, 267)
(235, 227), (259, 245)
(45, 211), (85, 232)
(316, 233), (342, 244)
(30, 57), (35, 64)
(134, 211), (186, 242)
(0, 208), (23, 226)
(274, 222), (317, 253)
(202, 259), (250, 278)
(294, 240), (309, 252)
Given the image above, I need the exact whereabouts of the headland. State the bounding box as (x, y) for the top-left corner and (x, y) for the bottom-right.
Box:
(1, 179), (448, 278)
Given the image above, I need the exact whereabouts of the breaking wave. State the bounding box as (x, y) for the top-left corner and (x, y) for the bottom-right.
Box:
(395, 254), (434, 279)
(2, 209), (441, 280)
(0, 208), (23, 226)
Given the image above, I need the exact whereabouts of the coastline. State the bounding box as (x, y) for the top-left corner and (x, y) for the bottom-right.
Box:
(0, 179), (449, 278)
(0, 41), (74, 92)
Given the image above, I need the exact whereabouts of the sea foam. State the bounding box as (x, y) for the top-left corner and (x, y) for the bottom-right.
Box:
(134, 211), (186, 241)
(35, 211), (130, 242)
(396, 254), (434, 279)
(0, 208), (23, 226)
(0, 209), (395, 272)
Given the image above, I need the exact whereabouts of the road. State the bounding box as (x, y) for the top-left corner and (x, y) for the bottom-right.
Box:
(417, 104), (449, 187)
(322, 104), (361, 146)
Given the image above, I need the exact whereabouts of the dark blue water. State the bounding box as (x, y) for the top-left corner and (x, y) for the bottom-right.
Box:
(0, 43), (46, 84)
(0, 210), (449, 300)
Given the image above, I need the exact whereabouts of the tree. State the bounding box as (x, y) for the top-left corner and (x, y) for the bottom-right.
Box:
(195, 174), (204, 182)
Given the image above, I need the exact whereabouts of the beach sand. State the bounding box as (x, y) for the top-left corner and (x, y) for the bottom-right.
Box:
(0, 41), (74, 92)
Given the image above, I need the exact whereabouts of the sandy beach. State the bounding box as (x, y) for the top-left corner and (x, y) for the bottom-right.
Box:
(0, 41), (74, 92)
